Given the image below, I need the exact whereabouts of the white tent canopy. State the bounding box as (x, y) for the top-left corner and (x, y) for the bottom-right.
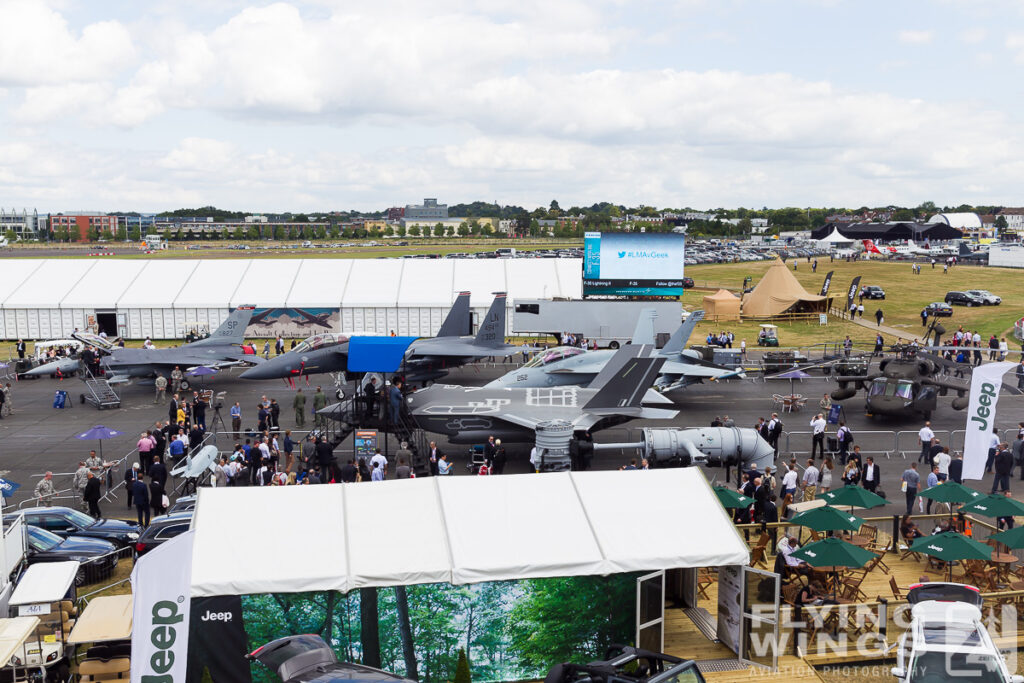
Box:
(188, 469), (748, 597)
(814, 228), (854, 246)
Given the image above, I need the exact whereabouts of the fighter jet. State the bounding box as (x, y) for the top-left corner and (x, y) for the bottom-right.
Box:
(73, 307), (262, 383)
(485, 309), (743, 392)
(170, 444), (220, 479)
(407, 344), (676, 446)
(240, 292), (473, 381)
(21, 355), (83, 378)
(402, 292), (521, 382)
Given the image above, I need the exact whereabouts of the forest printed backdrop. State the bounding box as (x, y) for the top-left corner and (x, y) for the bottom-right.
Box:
(240, 575), (638, 683)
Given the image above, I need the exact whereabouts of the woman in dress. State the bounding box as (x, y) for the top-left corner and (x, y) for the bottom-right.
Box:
(819, 457), (834, 494)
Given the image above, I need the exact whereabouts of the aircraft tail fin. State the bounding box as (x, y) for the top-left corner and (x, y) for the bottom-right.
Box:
(862, 239), (882, 255)
(473, 293), (507, 348)
(630, 308), (658, 345)
(661, 310), (705, 355)
(437, 291), (471, 337)
(190, 306), (254, 347)
(583, 345), (665, 412)
(958, 242), (972, 257)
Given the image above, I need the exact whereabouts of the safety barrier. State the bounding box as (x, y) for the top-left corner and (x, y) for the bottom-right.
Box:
(782, 430), (897, 460)
(782, 426), (1024, 463)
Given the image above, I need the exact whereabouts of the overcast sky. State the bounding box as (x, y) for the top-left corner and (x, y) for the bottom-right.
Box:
(1, 0), (1023, 213)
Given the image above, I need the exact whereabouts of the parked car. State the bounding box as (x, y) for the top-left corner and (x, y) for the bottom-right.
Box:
(12, 507), (140, 548)
(965, 289), (1001, 305)
(892, 582), (1023, 683)
(944, 291), (985, 307)
(682, 277), (695, 289)
(925, 302), (954, 318)
(167, 495), (197, 514)
(545, 645), (706, 683)
(860, 285), (886, 300)
(248, 634), (416, 683)
(21, 525), (118, 586)
(133, 512), (193, 560)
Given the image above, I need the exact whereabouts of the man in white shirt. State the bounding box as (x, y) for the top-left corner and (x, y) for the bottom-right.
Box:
(809, 413), (827, 459)
(986, 428), (1000, 474)
(802, 459), (819, 501)
(782, 465), (798, 499)
(370, 448), (388, 477)
(933, 447), (951, 481)
(918, 422), (935, 464)
(862, 456), (880, 493)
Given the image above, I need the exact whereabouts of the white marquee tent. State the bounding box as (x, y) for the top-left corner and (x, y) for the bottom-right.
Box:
(188, 469), (748, 596)
(0, 258), (584, 340)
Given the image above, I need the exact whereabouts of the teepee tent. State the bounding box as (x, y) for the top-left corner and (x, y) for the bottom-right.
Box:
(703, 289), (742, 321)
(741, 260), (831, 317)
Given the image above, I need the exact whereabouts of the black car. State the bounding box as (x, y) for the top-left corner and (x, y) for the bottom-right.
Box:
(23, 525), (118, 586)
(248, 634), (415, 683)
(944, 291), (984, 307)
(545, 645), (706, 683)
(133, 512), (193, 560)
(861, 285), (885, 299)
(682, 277), (695, 289)
(12, 507), (140, 548)
(167, 495), (197, 514)
(925, 302), (954, 317)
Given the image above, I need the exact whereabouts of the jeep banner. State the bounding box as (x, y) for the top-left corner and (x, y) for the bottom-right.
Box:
(131, 530), (194, 683)
(963, 362), (1016, 481)
(819, 271), (834, 297)
(844, 276), (861, 316)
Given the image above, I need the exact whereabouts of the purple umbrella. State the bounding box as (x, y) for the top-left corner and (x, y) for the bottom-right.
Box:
(777, 368), (812, 395)
(187, 365), (218, 388)
(75, 424), (123, 459)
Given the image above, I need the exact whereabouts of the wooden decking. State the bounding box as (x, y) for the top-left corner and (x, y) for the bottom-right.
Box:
(664, 519), (1024, 679)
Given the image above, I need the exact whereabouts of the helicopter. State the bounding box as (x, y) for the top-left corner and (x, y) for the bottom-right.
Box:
(829, 321), (969, 420)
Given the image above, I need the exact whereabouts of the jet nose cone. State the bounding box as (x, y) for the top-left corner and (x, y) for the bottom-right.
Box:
(240, 362), (284, 380)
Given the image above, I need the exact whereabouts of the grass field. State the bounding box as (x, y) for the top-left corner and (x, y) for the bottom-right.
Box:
(684, 259), (1024, 349)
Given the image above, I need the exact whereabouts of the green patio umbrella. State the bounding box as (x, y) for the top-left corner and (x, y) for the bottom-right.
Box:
(790, 536), (877, 569)
(789, 505), (866, 533)
(820, 487), (888, 510)
(790, 537), (877, 601)
(918, 481), (984, 504)
(909, 531), (992, 580)
(713, 486), (752, 509)
(989, 525), (1024, 550)
(959, 494), (1024, 519)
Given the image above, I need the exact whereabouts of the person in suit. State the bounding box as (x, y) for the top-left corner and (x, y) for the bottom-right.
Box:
(149, 455), (168, 492)
(168, 394), (180, 424)
(15, 340), (25, 360)
(428, 441), (443, 476)
(862, 456), (881, 493)
(132, 477), (150, 527)
(83, 472), (102, 517)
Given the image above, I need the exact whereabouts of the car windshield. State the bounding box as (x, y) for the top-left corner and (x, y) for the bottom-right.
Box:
(921, 624), (983, 647)
(26, 526), (62, 552)
(523, 346), (586, 368)
(293, 333), (348, 354)
(61, 508), (97, 527)
(910, 652), (1006, 682)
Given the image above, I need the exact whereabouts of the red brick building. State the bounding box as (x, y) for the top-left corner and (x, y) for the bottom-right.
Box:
(49, 213), (118, 241)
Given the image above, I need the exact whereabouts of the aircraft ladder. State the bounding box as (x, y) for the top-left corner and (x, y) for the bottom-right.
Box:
(81, 377), (121, 410)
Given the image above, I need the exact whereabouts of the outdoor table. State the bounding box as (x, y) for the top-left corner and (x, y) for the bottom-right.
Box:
(846, 536), (870, 547)
(989, 552), (1017, 580)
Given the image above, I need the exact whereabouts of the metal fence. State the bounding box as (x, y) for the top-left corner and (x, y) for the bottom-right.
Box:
(780, 427), (1022, 461)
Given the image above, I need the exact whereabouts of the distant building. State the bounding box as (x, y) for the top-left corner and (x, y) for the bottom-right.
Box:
(996, 208), (1024, 235)
(405, 198), (448, 222)
(387, 207), (405, 220)
(0, 208), (44, 240)
(118, 215), (157, 232)
(928, 212), (985, 239)
(50, 212), (117, 241)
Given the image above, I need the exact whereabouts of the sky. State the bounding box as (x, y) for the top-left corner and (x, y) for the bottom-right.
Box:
(1, 0), (1024, 213)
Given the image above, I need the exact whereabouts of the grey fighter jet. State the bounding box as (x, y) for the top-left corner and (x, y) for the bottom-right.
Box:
(402, 292), (521, 382)
(239, 292), (474, 381)
(485, 310), (743, 392)
(72, 307), (262, 382)
(406, 344), (676, 445)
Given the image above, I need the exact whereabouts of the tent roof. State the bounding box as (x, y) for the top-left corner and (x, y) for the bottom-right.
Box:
(285, 260), (353, 309)
(704, 289), (741, 301)
(395, 260), (456, 308)
(451, 260), (509, 307)
(815, 228), (853, 244)
(188, 469), (748, 597)
(344, 260), (403, 306)
(230, 259), (303, 308)
(347, 336), (416, 372)
(929, 212), (982, 229)
(741, 260), (828, 317)
(0, 260), (44, 305)
(116, 260), (199, 308)
(175, 260), (250, 307)
(4, 260), (97, 308)
(60, 260), (147, 308)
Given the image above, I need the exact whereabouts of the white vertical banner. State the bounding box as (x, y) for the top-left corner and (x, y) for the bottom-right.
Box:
(963, 362), (1015, 481)
(131, 530), (194, 683)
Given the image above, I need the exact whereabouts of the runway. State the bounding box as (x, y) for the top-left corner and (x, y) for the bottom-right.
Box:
(1, 358), (1021, 521)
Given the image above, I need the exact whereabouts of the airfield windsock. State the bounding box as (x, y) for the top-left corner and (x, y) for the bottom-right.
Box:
(962, 362), (1016, 481)
(844, 276), (862, 315)
(819, 271), (834, 297)
(131, 530), (194, 683)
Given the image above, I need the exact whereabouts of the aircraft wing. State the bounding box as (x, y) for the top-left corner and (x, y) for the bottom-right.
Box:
(660, 359), (745, 380)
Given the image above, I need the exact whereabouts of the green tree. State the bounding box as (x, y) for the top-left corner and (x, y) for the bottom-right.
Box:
(454, 649), (471, 683)
(128, 226), (141, 241)
(273, 225), (285, 240)
(86, 226), (100, 242)
(397, 225), (407, 237)
(458, 224), (469, 237)
(246, 226), (260, 240)
(434, 223), (445, 237)
(101, 228), (114, 241)
(233, 226), (245, 241)
(3, 229), (15, 243)
(408, 225), (421, 237)
(330, 225), (340, 238)
(384, 226), (394, 237)
(891, 208), (915, 221)
(315, 225), (327, 239)
(995, 215), (1008, 229)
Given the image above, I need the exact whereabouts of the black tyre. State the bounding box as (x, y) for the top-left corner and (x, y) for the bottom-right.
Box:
(180, 379), (191, 391)
(608, 341), (620, 350)
(75, 567), (87, 587)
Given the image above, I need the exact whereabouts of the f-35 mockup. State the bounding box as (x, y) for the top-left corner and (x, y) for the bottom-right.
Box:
(407, 344), (675, 448)
(485, 309), (743, 392)
(72, 307), (262, 382)
(239, 291), (474, 381)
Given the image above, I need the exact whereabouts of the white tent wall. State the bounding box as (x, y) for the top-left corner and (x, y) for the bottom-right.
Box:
(0, 260), (44, 339)
(452, 260), (510, 335)
(59, 260), (147, 337)
(341, 260), (403, 335)
(118, 261), (201, 339)
(188, 469), (748, 597)
(284, 259), (352, 313)
(3, 260), (97, 339)
(395, 260), (455, 336)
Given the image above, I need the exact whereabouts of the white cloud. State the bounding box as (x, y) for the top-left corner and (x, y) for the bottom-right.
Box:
(0, 0), (134, 86)
(959, 28), (986, 44)
(1007, 33), (1024, 63)
(898, 30), (933, 45)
